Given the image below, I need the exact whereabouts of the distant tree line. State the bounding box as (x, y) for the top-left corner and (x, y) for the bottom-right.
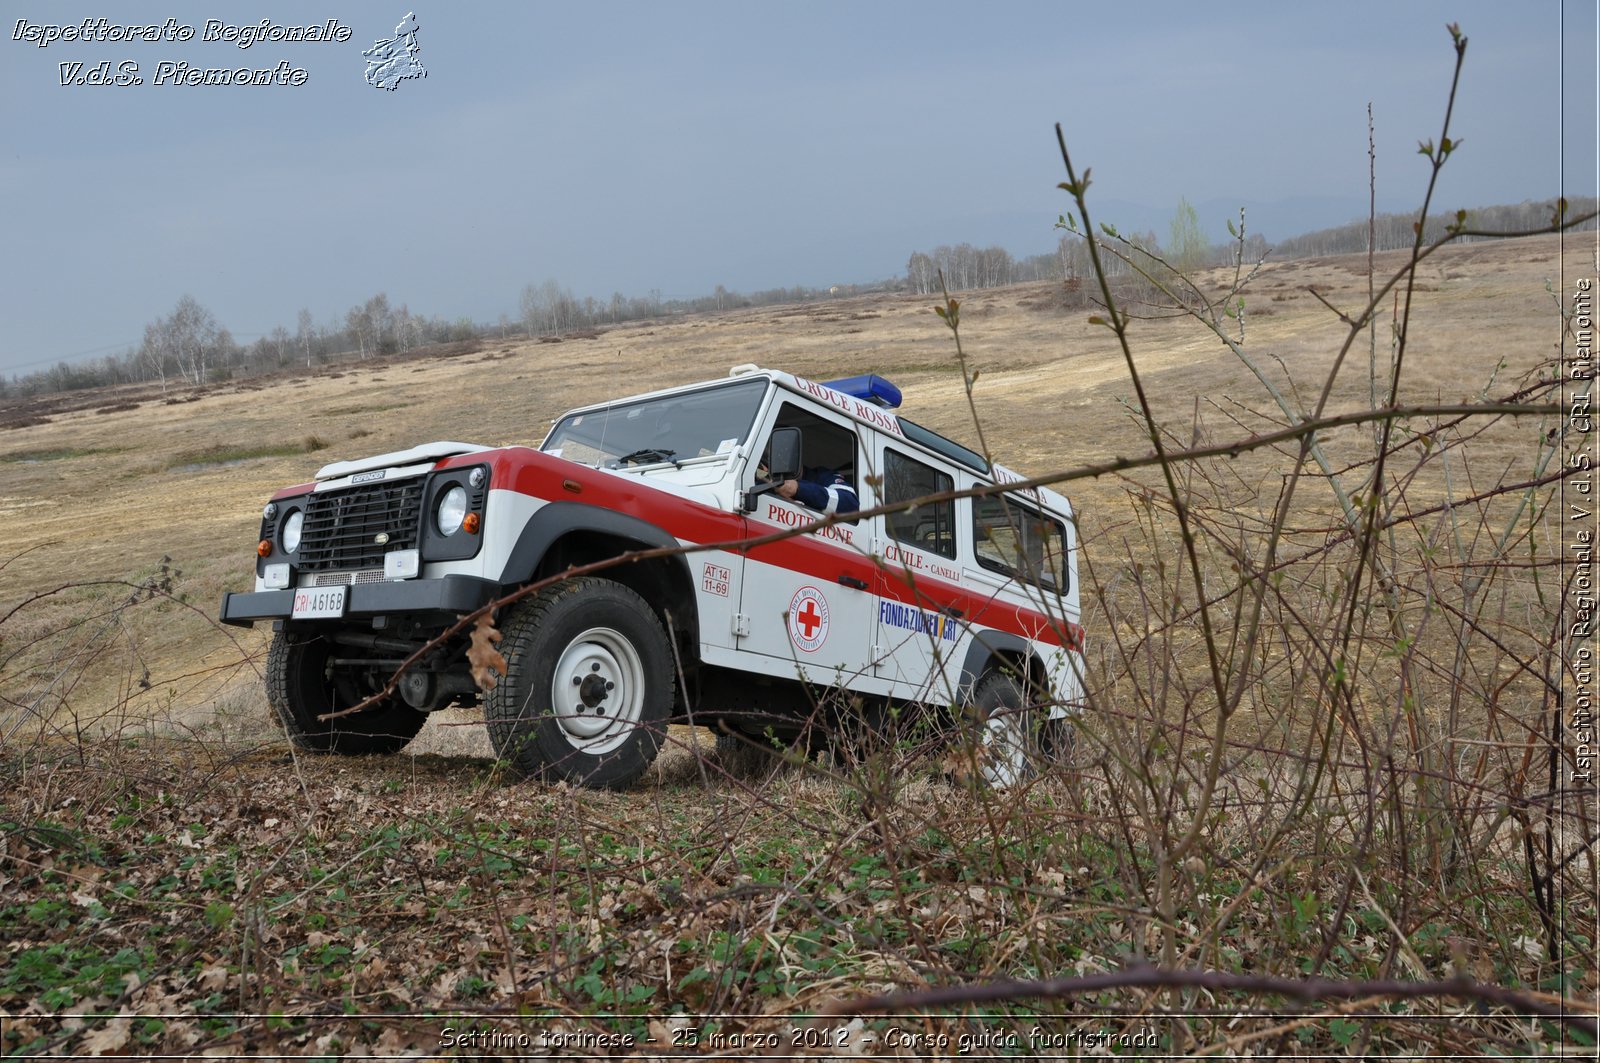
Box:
(901, 196), (1591, 298)
(6, 196), (1590, 400)
(1273, 197), (1597, 258)
(1, 275), (900, 399)
(907, 199), (1272, 296)
(511, 277), (892, 339)
(1, 292), (481, 400)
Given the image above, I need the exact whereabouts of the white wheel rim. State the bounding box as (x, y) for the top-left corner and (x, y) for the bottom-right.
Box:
(550, 626), (646, 756)
(980, 706), (1032, 788)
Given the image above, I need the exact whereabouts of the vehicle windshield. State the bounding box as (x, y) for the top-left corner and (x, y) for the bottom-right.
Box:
(541, 378), (770, 468)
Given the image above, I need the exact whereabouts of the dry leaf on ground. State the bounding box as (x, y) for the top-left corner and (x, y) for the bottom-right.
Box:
(468, 612), (507, 690)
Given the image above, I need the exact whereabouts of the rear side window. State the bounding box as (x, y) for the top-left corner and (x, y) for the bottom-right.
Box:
(883, 450), (955, 558)
(973, 494), (1069, 593)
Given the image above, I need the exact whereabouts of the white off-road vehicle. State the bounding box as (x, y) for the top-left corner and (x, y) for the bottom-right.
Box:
(221, 366), (1084, 788)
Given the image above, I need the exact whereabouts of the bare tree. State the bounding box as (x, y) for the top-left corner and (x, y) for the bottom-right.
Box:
(1057, 232), (1091, 281)
(365, 293), (393, 355)
(297, 308), (315, 368)
(139, 321), (170, 395)
(138, 295), (220, 388)
(168, 295), (220, 386)
(270, 326), (290, 367)
(346, 302), (373, 358)
(519, 283), (543, 338)
(214, 327), (237, 374)
(395, 303), (416, 352)
(544, 280), (578, 333)
(1167, 196), (1210, 272)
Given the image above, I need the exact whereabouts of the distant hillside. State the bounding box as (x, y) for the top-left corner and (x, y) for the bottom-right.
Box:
(1273, 197), (1598, 258)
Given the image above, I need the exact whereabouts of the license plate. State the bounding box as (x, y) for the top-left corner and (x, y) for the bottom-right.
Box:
(291, 585), (346, 619)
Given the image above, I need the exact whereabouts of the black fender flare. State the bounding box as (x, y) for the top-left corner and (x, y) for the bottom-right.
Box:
(497, 501), (686, 585)
(957, 630), (1047, 705)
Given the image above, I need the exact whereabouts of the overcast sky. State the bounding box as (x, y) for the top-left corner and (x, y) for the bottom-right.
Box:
(2, 2), (1595, 377)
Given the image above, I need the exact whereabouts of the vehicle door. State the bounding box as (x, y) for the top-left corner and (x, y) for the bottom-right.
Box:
(735, 398), (881, 690)
(871, 441), (969, 704)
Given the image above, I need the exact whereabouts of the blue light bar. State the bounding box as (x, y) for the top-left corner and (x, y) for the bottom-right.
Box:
(822, 374), (902, 409)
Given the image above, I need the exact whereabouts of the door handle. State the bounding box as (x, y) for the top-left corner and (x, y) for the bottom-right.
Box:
(837, 575), (868, 591)
(941, 606), (965, 619)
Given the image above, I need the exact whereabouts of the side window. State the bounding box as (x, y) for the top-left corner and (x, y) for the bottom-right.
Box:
(756, 402), (861, 515)
(973, 494), (1069, 593)
(883, 450), (955, 559)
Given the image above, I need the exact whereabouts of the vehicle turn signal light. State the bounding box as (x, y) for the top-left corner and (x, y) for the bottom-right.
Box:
(463, 512), (481, 535)
(257, 539), (272, 557)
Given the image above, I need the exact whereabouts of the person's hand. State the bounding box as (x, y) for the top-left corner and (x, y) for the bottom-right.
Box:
(775, 478), (798, 500)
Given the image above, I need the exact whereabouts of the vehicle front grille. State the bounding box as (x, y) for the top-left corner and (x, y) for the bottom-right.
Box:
(297, 478), (425, 572)
(310, 569), (387, 587)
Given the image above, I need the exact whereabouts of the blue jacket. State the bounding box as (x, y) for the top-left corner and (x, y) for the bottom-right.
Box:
(791, 467), (858, 515)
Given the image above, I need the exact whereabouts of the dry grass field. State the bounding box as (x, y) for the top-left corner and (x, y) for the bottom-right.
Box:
(0, 235), (1576, 741)
(1, 232), (1594, 1056)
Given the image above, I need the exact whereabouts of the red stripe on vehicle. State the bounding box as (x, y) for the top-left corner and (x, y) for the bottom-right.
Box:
(448, 448), (1086, 653)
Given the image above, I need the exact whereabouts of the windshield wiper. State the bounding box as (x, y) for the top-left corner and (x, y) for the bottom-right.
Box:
(615, 447), (679, 467)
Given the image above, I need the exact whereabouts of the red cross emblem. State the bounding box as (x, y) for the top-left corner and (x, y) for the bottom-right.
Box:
(788, 586), (830, 652)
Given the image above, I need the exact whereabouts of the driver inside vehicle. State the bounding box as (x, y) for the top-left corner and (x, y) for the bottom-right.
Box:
(759, 463), (859, 516)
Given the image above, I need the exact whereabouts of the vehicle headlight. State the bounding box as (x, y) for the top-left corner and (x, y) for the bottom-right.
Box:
(280, 509), (303, 554)
(437, 486), (468, 536)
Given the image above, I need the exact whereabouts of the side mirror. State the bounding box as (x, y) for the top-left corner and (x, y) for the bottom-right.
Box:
(741, 427), (804, 512)
(763, 427), (803, 481)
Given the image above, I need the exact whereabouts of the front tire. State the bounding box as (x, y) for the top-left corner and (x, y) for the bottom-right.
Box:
(266, 629), (426, 755)
(484, 577), (673, 789)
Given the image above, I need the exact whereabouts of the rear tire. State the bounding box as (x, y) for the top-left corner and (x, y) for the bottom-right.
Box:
(714, 727), (796, 779)
(1040, 716), (1077, 766)
(832, 697), (905, 766)
(484, 577), (672, 790)
(970, 670), (1042, 787)
(266, 629), (426, 755)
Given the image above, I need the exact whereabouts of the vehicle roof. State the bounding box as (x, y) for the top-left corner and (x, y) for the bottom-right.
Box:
(548, 366), (1073, 517)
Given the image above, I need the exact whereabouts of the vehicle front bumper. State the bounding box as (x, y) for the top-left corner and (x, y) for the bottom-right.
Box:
(219, 575), (501, 627)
